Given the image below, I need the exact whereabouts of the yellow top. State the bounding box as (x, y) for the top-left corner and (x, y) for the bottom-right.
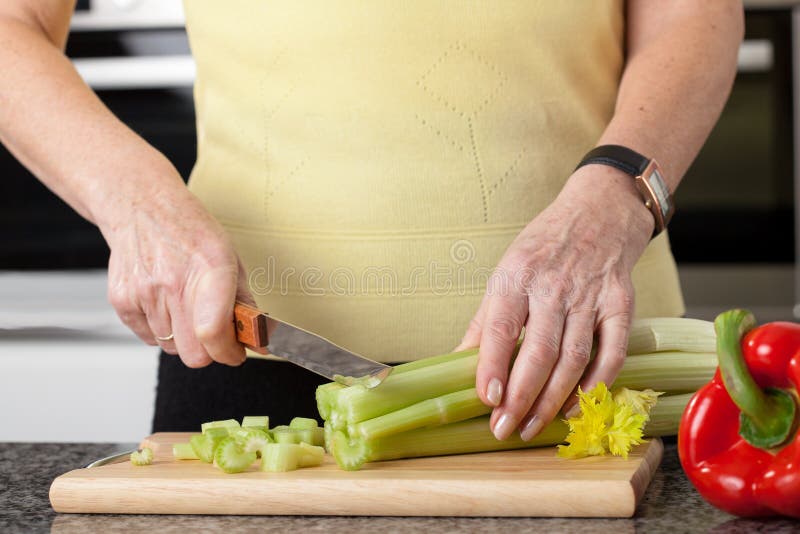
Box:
(183, 1), (685, 362)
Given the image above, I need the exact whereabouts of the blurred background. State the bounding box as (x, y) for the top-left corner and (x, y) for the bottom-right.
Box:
(0, 0), (796, 442)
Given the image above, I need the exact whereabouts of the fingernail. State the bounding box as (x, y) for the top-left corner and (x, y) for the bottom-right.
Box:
(565, 405), (581, 419)
(520, 415), (543, 442)
(492, 413), (515, 441)
(486, 378), (503, 407)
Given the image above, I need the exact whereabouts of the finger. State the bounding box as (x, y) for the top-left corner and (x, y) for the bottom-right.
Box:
(491, 304), (564, 440)
(566, 310), (631, 418)
(144, 292), (177, 355)
(518, 308), (594, 441)
(169, 295), (213, 368)
(193, 266), (246, 366)
(475, 285), (528, 410)
(108, 282), (156, 346)
(454, 293), (489, 351)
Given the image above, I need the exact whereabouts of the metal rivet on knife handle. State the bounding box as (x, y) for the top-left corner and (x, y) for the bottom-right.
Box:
(233, 302), (269, 348)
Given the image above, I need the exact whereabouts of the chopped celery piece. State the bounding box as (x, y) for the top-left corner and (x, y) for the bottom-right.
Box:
(172, 443), (198, 460)
(201, 419), (240, 434)
(323, 421), (334, 452)
(241, 416), (269, 430)
(261, 443), (301, 472)
(297, 427), (325, 447)
(627, 318), (715, 354)
(271, 425), (290, 432)
(260, 443), (325, 471)
(298, 442), (325, 467)
(203, 427), (230, 440)
(273, 429), (301, 444)
(130, 447), (153, 466)
(289, 417), (318, 430)
(214, 436), (257, 474)
(190, 432), (226, 463)
(232, 427), (272, 453)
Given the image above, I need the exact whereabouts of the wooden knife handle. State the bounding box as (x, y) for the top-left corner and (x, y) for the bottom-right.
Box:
(233, 302), (269, 348)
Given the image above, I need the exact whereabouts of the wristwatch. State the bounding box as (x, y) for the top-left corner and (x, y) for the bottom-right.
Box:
(575, 145), (675, 236)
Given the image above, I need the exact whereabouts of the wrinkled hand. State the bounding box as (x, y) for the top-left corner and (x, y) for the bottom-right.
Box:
(455, 165), (655, 441)
(103, 171), (256, 368)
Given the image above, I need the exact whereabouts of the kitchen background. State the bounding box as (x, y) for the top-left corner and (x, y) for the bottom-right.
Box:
(0, 0), (796, 442)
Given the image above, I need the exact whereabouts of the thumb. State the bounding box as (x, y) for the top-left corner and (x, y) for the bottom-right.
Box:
(192, 264), (245, 365)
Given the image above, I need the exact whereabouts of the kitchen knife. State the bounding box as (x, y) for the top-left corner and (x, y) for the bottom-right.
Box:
(233, 302), (392, 388)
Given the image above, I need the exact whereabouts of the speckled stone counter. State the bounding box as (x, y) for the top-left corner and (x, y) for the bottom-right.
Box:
(1, 439), (798, 533)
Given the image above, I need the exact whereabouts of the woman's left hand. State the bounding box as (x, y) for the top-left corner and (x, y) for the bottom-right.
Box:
(455, 164), (655, 441)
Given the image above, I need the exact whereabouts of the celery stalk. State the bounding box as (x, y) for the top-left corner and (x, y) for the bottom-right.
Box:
(364, 393), (689, 465)
(333, 353), (483, 424)
(332, 352), (713, 442)
(350, 388), (491, 440)
(610, 352), (716, 392)
(390, 347), (479, 373)
(627, 318), (715, 354)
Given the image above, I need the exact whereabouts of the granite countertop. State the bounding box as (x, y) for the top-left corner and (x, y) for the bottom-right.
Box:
(1, 439), (798, 533)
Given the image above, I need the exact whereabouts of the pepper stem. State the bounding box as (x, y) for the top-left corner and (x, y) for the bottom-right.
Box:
(715, 309), (796, 449)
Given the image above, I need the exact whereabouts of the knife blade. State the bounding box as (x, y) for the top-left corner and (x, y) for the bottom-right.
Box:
(233, 302), (392, 388)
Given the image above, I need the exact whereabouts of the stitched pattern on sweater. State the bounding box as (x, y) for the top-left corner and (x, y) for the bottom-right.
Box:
(416, 41), (513, 224)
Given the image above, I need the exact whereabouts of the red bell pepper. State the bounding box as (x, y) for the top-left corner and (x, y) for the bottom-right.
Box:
(678, 309), (800, 518)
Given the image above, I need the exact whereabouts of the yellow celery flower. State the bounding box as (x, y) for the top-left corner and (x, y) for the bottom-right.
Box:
(557, 383), (662, 460)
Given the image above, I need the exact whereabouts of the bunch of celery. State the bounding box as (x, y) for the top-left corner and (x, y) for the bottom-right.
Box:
(317, 317), (716, 470)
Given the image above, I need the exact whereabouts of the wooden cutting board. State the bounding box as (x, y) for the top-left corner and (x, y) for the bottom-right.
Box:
(50, 432), (662, 517)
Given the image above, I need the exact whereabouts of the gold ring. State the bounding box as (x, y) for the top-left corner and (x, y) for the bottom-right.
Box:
(156, 333), (174, 342)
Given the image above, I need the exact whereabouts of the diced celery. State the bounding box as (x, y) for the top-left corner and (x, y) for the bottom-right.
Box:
(130, 447), (153, 466)
(190, 432), (226, 463)
(298, 442), (325, 467)
(172, 442), (198, 460)
(232, 427), (272, 453)
(289, 417), (318, 430)
(214, 436), (257, 474)
(241, 416), (269, 430)
(272, 429), (301, 444)
(201, 419), (240, 434)
(260, 443), (301, 472)
(297, 427), (325, 447)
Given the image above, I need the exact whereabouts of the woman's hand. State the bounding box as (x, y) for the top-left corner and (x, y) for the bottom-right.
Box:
(456, 164), (655, 441)
(102, 163), (255, 368)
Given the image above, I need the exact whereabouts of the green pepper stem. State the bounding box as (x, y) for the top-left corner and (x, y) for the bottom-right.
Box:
(715, 309), (796, 448)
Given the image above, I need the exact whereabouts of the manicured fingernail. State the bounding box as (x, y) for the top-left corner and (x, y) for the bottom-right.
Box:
(486, 378), (503, 407)
(520, 415), (543, 442)
(565, 405), (581, 419)
(493, 413), (515, 441)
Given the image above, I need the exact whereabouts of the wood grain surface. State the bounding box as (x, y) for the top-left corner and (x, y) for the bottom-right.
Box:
(50, 432), (663, 517)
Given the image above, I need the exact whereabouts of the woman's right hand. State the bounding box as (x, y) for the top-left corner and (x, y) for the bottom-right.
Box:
(102, 165), (254, 368)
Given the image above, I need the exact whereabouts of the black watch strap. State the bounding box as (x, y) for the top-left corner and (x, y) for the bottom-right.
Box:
(574, 144), (675, 238)
(575, 144), (650, 176)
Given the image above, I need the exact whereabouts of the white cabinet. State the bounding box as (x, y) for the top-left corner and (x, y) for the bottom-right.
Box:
(0, 272), (157, 442)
